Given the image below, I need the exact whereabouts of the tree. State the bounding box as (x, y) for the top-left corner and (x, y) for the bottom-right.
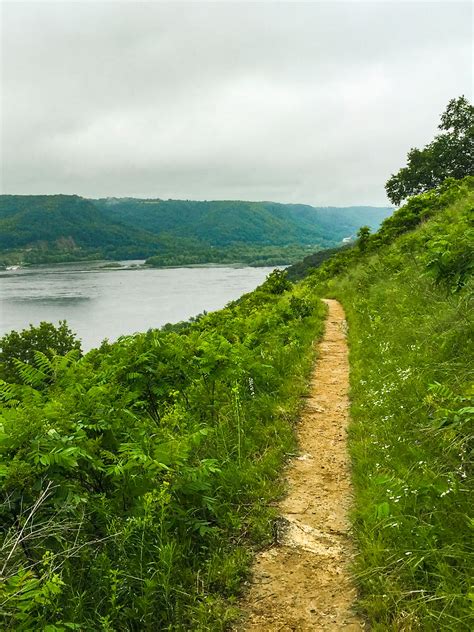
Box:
(385, 96), (474, 205)
(261, 269), (292, 294)
(357, 226), (371, 252)
(0, 321), (82, 383)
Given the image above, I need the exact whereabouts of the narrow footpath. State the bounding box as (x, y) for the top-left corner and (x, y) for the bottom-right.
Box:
(239, 299), (363, 631)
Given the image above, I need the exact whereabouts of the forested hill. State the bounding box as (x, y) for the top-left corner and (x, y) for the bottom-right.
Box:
(0, 193), (391, 266)
(0, 195), (163, 263)
(92, 198), (390, 246)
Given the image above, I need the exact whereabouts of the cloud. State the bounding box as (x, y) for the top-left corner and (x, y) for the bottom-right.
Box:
(1, 1), (472, 205)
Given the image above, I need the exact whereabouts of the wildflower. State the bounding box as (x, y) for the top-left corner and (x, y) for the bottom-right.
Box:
(248, 377), (255, 397)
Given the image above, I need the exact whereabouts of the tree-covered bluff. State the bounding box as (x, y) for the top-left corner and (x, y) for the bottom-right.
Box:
(94, 198), (390, 248)
(0, 194), (391, 267)
(0, 195), (164, 264)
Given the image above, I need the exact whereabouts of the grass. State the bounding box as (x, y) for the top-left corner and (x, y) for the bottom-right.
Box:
(327, 207), (473, 629)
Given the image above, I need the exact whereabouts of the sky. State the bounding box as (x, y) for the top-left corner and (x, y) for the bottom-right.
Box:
(1, 1), (472, 206)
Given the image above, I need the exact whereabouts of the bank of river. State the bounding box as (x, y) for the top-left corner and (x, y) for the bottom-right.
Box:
(0, 261), (278, 351)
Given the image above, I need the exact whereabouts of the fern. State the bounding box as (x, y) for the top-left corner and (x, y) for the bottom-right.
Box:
(0, 380), (21, 405)
(32, 350), (53, 376)
(12, 358), (48, 387)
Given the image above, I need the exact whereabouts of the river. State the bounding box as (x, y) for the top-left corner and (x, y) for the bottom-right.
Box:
(0, 261), (278, 351)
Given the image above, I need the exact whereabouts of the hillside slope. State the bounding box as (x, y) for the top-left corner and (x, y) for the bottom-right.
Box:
(307, 176), (473, 629)
(285, 244), (351, 281)
(0, 178), (471, 630)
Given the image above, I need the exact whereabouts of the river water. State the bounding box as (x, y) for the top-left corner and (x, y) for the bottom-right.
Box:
(0, 261), (277, 351)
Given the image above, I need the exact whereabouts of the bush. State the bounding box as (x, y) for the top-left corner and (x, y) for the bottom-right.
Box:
(0, 321), (82, 383)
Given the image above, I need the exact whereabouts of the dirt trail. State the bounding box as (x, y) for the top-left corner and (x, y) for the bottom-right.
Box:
(238, 299), (363, 631)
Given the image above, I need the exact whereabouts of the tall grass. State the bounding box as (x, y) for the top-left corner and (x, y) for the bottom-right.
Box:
(327, 195), (473, 629)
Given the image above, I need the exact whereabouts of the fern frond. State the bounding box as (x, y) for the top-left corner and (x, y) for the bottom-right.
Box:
(12, 358), (48, 387)
(0, 379), (21, 405)
(33, 350), (53, 375)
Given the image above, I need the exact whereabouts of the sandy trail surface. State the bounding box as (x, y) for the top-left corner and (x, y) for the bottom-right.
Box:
(238, 299), (363, 631)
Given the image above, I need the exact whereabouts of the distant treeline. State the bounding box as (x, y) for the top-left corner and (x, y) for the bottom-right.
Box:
(145, 243), (319, 268)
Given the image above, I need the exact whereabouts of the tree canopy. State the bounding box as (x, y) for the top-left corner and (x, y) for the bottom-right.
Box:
(0, 320), (82, 383)
(385, 96), (474, 205)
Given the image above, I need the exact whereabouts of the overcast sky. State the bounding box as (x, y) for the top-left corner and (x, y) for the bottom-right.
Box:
(1, 1), (472, 206)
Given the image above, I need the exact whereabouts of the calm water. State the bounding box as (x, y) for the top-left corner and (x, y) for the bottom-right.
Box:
(0, 261), (277, 351)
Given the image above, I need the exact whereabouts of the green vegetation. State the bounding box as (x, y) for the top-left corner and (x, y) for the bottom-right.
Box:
(385, 96), (474, 205)
(285, 244), (351, 281)
(0, 321), (82, 384)
(95, 197), (390, 248)
(0, 270), (325, 630)
(1, 97), (472, 630)
(0, 194), (390, 267)
(145, 243), (317, 267)
(302, 176), (473, 629)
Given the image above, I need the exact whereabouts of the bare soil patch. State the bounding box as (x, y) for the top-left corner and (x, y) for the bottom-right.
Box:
(237, 299), (363, 631)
